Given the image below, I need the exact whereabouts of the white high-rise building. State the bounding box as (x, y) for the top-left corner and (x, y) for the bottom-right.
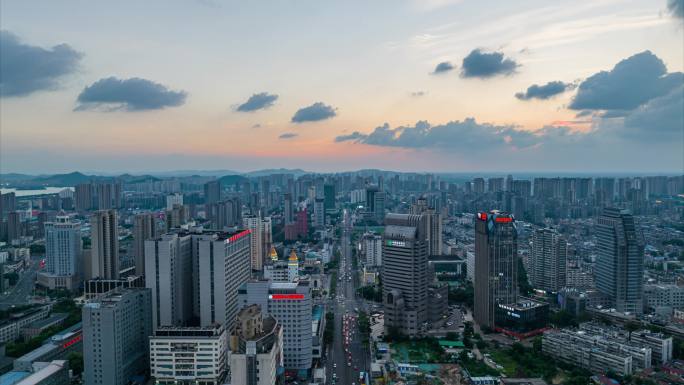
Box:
(243, 215), (272, 271)
(39, 216), (82, 289)
(530, 228), (567, 292)
(166, 193), (183, 210)
(238, 280), (312, 371)
(363, 232), (382, 267)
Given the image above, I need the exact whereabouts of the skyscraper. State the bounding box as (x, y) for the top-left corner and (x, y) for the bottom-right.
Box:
(83, 288), (152, 385)
(133, 213), (156, 276)
(530, 228), (567, 292)
(207, 198), (241, 230)
(411, 197), (443, 256)
(382, 213), (429, 337)
(313, 198), (325, 228)
(323, 184), (335, 211)
(40, 216), (82, 290)
(595, 207), (644, 314)
(90, 209), (119, 280)
(204, 180), (222, 204)
(243, 215), (271, 271)
(474, 211), (518, 329)
(75, 183), (94, 211)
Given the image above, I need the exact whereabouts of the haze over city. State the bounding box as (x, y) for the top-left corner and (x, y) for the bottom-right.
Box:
(1, 0), (683, 174)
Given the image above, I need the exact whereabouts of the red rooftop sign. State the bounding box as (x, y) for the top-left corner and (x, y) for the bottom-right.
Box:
(269, 294), (304, 300)
(227, 229), (251, 243)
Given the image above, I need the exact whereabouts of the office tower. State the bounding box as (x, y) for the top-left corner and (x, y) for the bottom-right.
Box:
(595, 207), (644, 314)
(207, 198), (242, 230)
(145, 232), (194, 328)
(505, 175), (514, 192)
(7, 211), (21, 242)
(472, 178), (485, 194)
(166, 193), (183, 210)
(512, 180), (532, 197)
(474, 211), (518, 329)
(0, 192), (16, 217)
(366, 186), (385, 222)
(196, 229), (252, 327)
(133, 213), (156, 276)
(411, 198), (443, 256)
(595, 177), (616, 206)
(149, 324), (228, 384)
(90, 210), (119, 280)
(238, 280), (312, 371)
(530, 228), (567, 292)
(363, 232), (382, 267)
(229, 305), (283, 385)
(83, 288), (152, 385)
(75, 183), (94, 211)
(40, 216), (82, 290)
(488, 177), (504, 192)
(313, 198), (325, 228)
(323, 184), (335, 211)
(283, 193), (293, 224)
(95, 182), (122, 210)
(382, 213), (429, 337)
(165, 204), (189, 231)
(204, 180), (222, 204)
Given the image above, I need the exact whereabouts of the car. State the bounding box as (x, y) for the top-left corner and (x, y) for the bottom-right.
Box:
(333, 363), (337, 368)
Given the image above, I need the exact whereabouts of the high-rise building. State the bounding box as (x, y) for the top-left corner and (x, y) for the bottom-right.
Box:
(474, 211), (518, 329)
(313, 198), (325, 228)
(243, 215), (271, 271)
(363, 232), (382, 267)
(488, 177), (504, 192)
(472, 178), (485, 194)
(382, 213), (429, 337)
(238, 280), (312, 371)
(595, 207), (644, 314)
(75, 183), (94, 211)
(530, 228), (567, 292)
(133, 213), (156, 276)
(283, 193), (293, 224)
(83, 288), (152, 385)
(207, 198), (242, 230)
(149, 324), (228, 384)
(39, 216), (82, 290)
(95, 182), (122, 210)
(204, 180), (222, 204)
(165, 204), (189, 231)
(0, 192), (16, 217)
(90, 210), (119, 280)
(323, 184), (335, 211)
(366, 186), (385, 222)
(7, 211), (21, 243)
(411, 198), (443, 256)
(145, 228), (252, 329)
(229, 305), (283, 385)
(166, 193), (184, 210)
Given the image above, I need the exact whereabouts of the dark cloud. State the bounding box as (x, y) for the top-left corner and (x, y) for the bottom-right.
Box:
(334, 119), (539, 151)
(279, 132), (298, 139)
(574, 110), (594, 118)
(668, 0), (684, 18)
(291, 102), (336, 123)
(335, 131), (368, 143)
(432, 61), (454, 74)
(0, 30), (82, 97)
(252, 123), (262, 128)
(515, 81), (574, 100)
(623, 85), (684, 140)
(461, 49), (519, 78)
(236, 92), (278, 112)
(569, 50), (683, 111)
(76, 77), (187, 111)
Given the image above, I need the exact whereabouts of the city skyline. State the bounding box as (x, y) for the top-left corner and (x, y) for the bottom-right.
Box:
(2, 0), (683, 174)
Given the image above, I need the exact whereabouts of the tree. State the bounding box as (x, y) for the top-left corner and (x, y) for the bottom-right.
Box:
(476, 340), (488, 350)
(68, 352), (84, 375)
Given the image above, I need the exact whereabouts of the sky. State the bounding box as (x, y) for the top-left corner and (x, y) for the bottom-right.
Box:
(1, 0), (683, 174)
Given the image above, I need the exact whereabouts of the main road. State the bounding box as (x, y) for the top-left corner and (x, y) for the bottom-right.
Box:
(325, 209), (371, 385)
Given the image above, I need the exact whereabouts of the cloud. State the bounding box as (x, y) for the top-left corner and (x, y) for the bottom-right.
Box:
(623, 85), (684, 140)
(279, 132), (298, 139)
(335, 131), (368, 143)
(515, 81), (574, 100)
(236, 92), (278, 112)
(291, 102), (337, 123)
(334, 119), (540, 150)
(569, 50), (683, 111)
(252, 123), (262, 128)
(461, 49), (519, 78)
(0, 30), (82, 97)
(668, 0), (684, 18)
(75, 77), (187, 111)
(411, 91), (426, 97)
(432, 61), (455, 74)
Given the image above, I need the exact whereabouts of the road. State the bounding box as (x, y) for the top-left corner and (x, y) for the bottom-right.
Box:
(325, 209), (370, 385)
(0, 257), (38, 310)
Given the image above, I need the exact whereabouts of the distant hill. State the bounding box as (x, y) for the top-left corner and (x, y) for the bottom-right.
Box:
(0, 173), (35, 183)
(245, 168), (308, 177)
(218, 174), (249, 186)
(26, 171), (108, 187)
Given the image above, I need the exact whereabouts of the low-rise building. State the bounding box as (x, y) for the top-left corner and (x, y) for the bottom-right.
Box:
(0, 306), (51, 344)
(149, 324), (228, 384)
